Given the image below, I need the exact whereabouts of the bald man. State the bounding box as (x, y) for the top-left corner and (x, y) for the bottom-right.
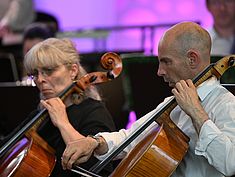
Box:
(61, 22), (235, 177)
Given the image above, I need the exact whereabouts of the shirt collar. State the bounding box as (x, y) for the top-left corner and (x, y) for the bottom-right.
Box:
(208, 27), (234, 41)
(197, 76), (220, 101)
(208, 27), (217, 40)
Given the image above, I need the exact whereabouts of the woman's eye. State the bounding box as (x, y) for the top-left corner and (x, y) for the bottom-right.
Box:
(41, 67), (56, 76)
(44, 68), (54, 74)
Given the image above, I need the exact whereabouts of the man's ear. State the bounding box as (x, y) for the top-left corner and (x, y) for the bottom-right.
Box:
(187, 50), (199, 69)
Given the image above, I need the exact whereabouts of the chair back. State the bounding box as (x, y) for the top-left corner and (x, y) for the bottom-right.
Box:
(0, 53), (19, 82)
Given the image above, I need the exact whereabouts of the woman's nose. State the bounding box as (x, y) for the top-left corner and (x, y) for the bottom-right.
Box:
(34, 71), (46, 82)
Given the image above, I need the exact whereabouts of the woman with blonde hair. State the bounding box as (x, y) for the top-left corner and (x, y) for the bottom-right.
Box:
(24, 38), (115, 177)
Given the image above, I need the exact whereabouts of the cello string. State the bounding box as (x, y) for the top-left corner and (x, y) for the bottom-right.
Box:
(71, 165), (102, 177)
(58, 158), (102, 177)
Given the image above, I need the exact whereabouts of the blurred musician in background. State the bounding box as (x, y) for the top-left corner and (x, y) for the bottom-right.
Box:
(206, 0), (235, 83)
(20, 22), (55, 83)
(0, 0), (35, 44)
(206, 0), (235, 56)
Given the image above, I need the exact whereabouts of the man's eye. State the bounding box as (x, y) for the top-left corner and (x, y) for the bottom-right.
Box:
(162, 60), (171, 65)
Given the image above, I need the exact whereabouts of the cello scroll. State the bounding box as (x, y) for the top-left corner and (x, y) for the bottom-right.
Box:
(76, 52), (122, 91)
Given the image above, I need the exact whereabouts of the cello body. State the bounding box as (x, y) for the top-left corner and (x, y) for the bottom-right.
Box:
(111, 117), (189, 177)
(0, 136), (55, 177)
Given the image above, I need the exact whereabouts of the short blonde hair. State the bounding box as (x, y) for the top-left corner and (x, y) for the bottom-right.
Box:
(24, 38), (101, 101)
(24, 38), (81, 75)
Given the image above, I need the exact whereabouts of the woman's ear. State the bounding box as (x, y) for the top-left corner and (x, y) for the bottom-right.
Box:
(187, 50), (199, 69)
(70, 64), (79, 80)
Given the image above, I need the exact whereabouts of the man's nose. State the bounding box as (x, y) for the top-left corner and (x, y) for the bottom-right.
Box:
(157, 66), (165, 76)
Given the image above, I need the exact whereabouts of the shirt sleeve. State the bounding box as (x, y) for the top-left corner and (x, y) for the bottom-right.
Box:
(96, 113), (159, 160)
(195, 103), (235, 176)
(95, 96), (174, 160)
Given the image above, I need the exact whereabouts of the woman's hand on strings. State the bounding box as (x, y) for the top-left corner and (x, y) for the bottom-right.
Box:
(40, 97), (69, 128)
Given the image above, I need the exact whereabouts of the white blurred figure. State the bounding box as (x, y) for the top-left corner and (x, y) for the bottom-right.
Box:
(206, 0), (235, 56)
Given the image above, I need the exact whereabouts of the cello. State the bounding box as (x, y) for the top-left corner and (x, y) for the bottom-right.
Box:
(82, 55), (235, 177)
(0, 52), (122, 177)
